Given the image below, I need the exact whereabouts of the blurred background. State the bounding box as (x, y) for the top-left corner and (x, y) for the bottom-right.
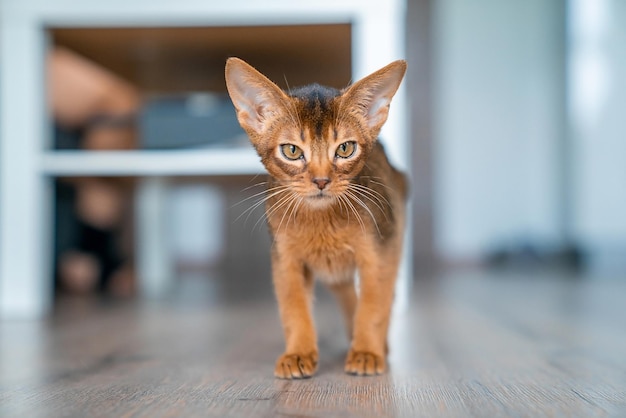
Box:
(1, 0), (625, 314)
(427, 0), (626, 274)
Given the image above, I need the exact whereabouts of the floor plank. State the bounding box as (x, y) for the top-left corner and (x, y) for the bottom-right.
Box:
(1, 271), (626, 417)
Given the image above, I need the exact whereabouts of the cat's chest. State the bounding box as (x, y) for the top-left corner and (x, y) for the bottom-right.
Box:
(280, 218), (358, 282)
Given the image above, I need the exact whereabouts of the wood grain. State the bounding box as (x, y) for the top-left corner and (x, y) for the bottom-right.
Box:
(1, 272), (625, 417)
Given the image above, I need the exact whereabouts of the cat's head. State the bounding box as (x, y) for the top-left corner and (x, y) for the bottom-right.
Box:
(225, 58), (406, 208)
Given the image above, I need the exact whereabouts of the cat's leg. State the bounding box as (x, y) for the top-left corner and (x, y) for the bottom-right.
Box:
(327, 280), (357, 340)
(272, 251), (318, 379)
(345, 245), (401, 376)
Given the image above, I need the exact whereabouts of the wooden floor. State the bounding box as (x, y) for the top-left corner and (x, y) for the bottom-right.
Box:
(1, 270), (626, 417)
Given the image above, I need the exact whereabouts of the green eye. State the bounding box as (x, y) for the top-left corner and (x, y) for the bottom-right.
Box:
(280, 144), (304, 161)
(336, 141), (357, 159)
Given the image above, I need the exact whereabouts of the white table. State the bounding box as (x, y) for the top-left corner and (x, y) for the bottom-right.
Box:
(0, 0), (409, 317)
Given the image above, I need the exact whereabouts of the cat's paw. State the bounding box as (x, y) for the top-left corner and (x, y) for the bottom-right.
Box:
(274, 351), (318, 379)
(344, 349), (386, 376)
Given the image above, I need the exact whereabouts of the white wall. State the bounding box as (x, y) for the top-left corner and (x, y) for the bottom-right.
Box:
(570, 0), (626, 270)
(433, 0), (565, 260)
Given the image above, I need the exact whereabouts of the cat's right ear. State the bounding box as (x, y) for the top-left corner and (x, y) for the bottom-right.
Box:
(225, 58), (288, 138)
(341, 60), (407, 134)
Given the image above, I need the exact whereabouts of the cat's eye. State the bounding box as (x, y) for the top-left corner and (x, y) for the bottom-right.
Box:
(335, 141), (357, 159)
(280, 144), (304, 161)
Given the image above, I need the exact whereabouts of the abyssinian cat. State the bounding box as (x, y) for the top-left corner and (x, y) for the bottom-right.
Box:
(225, 58), (407, 378)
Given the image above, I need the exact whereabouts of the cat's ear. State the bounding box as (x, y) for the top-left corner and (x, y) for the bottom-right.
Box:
(341, 60), (407, 133)
(225, 58), (288, 137)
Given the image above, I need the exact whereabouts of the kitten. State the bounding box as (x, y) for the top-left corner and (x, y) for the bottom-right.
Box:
(225, 58), (407, 378)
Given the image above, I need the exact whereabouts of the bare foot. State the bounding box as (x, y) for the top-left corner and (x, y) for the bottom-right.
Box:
(58, 251), (100, 294)
(107, 264), (136, 298)
(76, 179), (124, 229)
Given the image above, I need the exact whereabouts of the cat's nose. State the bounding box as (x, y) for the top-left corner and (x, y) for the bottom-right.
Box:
(312, 177), (331, 190)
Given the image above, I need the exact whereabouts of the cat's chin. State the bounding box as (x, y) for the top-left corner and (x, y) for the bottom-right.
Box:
(304, 193), (335, 210)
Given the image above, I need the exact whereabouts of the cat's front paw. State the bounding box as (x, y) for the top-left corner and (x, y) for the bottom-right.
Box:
(344, 349), (386, 376)
(274, 351), (318, 379)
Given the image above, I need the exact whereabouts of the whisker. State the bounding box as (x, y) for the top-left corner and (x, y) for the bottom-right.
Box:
(256, 191), (296, 232)
(359, 187), (392, 212)
(336, 195), (349, 222)
(288, 197), (303, 228)
(240, 181), (268, 192)
(284, 76), (304, 130)
(276, 194), (300, 236)
(261, 191), (293, 223)
(350, 183), (391, 209)
(369, 179), (397, 194)
(283, 74), (292, 95)
(246, 173), (266, 185)
(281, 77), (302, 130)
(235, 197), (270, 226)
(340, 193), (366, 236)
(345, 190), (382, 238)
(239, 195), (274, 225)
(348, 185), (390, 223)
(233, 187), (289, 225)
(231, 185), (290, 208)
(350, 184), (392, 219)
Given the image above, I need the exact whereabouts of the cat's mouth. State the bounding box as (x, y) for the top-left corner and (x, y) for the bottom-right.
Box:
(310, 190), (333, 199)
(305, 191), (335, 206)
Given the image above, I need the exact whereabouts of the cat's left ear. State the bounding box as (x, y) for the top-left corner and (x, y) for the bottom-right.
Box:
(341, 60), (407, 133)
(225, 57), (289, 138)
